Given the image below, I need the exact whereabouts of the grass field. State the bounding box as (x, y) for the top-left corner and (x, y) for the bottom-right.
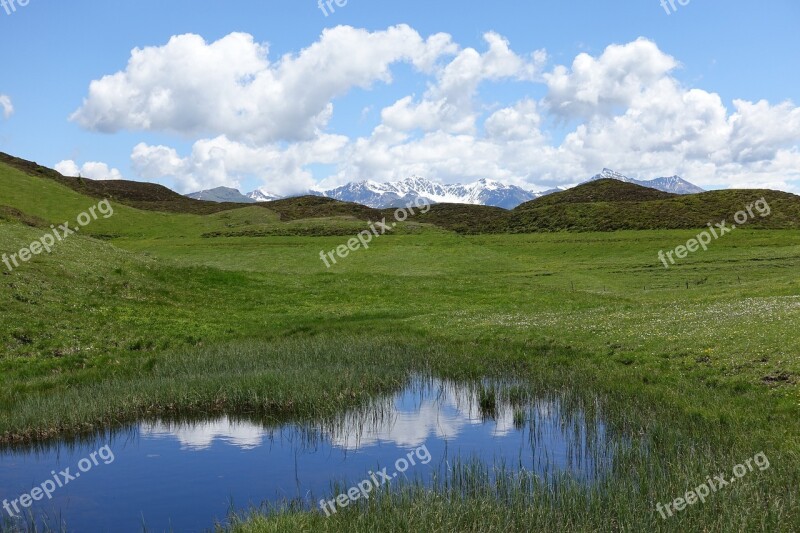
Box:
(1, 161), (799, 531)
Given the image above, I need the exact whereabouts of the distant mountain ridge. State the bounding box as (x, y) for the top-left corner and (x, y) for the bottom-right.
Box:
(187, 187), (256, 203)
(587, 169), (705, 195)
(183, 170), (705, 209)
(316, 177), (544, 209)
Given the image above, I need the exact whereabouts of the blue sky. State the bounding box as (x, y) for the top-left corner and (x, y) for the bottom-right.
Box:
(1, 0), (799, 195)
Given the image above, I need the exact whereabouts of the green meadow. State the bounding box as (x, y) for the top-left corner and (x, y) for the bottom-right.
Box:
(1, 161), (798, 531)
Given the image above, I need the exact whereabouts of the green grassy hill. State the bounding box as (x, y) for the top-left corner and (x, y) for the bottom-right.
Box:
(508, 179), (800, 232)
(0, 151), (238, 215)
(411, 203), (511, 234)
(267, 195), (383, 221)
(409, 179), (800, 234)
(521, 178), (677, 206)
(0, 152), (385, 223)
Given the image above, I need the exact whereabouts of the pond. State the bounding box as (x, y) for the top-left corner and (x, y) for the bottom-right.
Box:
(0, 377), (613, 532)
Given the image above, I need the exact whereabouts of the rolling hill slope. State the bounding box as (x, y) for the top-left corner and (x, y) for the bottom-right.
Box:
(0, 157), (414, 241)
(0, 152), (237, 215)
(0, 153), (385, 225)
(509, 179), (800, 232)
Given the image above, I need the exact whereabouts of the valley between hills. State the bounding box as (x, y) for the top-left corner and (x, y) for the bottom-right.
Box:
(1, 153), (798, 531)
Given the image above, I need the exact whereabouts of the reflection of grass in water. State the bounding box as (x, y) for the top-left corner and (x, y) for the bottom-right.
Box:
(1, 367), (606, 460)
(505, 385), (533, 407)
(478, 387), (497, 419)
(1, 508), (67, 533)
(513, 409), (526, 429)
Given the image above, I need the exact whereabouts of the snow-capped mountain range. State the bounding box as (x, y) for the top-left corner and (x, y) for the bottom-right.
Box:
(186, 170), (703, 209)
(186, 187), (282, 203)
(318, 177), (545, 209)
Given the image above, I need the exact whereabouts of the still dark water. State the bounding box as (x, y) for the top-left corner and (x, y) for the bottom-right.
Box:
(1, 377), (611, 532)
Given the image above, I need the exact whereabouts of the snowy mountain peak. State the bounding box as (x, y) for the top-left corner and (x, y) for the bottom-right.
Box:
(246, 188), (282, 202)
(594, 168), (629, 182)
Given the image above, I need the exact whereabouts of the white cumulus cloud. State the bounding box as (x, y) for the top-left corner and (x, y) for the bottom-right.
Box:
(381, 32), (546, 135)
(71, 26), (457, 144)
(68, 28), (800, 194)
(544, 38), (679, 119)
(55, 160), (124, 180)
(131, 133), (347, 194)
